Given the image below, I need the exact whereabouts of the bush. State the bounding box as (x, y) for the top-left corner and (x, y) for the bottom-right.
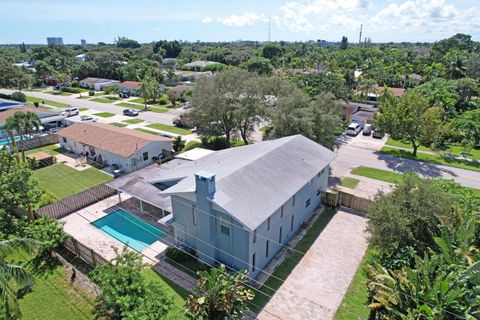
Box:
(88, 90), (95, 96)
(0, 93), (12, 100)
(71, 80), (79, 88)
(203, 63), (227, 72)
(23, 216), (68, 257)
(165, 247), (188, 262)
(11, 91), (26, 102)
(61, 86), (83, 94)
(200, 135), (229, 150)
(33, 101), (39, 107)
(183, 140), (202, 152)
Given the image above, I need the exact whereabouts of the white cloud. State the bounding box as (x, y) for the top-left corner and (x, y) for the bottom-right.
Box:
(201, 17), (213, 24)
(220, 12), (269, 27)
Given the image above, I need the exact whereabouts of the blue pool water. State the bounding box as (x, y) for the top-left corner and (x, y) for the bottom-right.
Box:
(92, 209), (165, 251)
(0, 136), (21, 146)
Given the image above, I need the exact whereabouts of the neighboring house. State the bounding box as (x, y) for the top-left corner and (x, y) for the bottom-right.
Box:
(75, 54), (87, 62)
(0, 107), (65, 138)
(57, 122), (173, 173)
(162, 58), (177, 67)
(171, 85), (191, 95)
(119, 81), (140, 95)
(343, 102), (377, 126)
(79, 77), (120, 91)
(183, 60), (217, 71)
(109, 135), (335, 278)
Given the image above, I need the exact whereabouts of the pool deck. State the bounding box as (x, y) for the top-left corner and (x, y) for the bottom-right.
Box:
(60, 193), (170, 263)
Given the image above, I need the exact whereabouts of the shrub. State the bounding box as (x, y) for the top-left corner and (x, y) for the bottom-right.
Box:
(23, 216), (68, 257)
(88, 90), (95, 96)
(33, 101), (39, 107)
(183, 140), (202, 151)
(165, 247), (188, 262)
(0, 93), (12, 100)
(11, 91), (26, 102)
(200, 135), (229, 150)
(61, 86), (83, 94)
(71, 80), (79, 88)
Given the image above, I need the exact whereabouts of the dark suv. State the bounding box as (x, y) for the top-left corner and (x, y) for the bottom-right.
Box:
(123, 108), (139, 116)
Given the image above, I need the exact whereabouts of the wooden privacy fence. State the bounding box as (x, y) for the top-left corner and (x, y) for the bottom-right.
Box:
(17, 134), (58, 151)
(62, 236), (108, 266)
(35, 183), (117, 219)
(322, 190), (371, 213)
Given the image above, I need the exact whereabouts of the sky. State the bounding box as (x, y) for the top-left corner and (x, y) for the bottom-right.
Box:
(0, 0), (479, 44)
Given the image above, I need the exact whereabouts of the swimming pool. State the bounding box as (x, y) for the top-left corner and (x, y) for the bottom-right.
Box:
(0, 136), (21, 147)
(92, 209), (165, 252)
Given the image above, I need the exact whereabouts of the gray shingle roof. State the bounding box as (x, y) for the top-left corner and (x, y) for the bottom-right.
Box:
(161, 135), (335, 230)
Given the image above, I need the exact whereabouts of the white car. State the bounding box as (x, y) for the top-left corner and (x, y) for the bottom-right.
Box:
(81, 116), (97, 122)
(346, 123), (362, 136)
(63, 107), (79, 117)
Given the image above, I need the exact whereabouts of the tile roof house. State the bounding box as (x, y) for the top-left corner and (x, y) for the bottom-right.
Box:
(119, 81), (140, 95)
(57, 122), (173, 172)
(109, 135), (335, 277)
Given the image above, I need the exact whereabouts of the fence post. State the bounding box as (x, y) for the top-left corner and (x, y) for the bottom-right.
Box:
(90, 248), (97, 265)
(72, 238), (80, 256)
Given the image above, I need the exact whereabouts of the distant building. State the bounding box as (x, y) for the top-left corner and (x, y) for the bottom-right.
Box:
(81, 39), (87, 45)
(75, 54), (87, 62)
(79, 77), (120, 91)
(119, 81), (140, 96)
(47, 37), (63, 45)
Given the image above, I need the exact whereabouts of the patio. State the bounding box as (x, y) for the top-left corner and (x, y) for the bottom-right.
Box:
(60, 193), (173, 264)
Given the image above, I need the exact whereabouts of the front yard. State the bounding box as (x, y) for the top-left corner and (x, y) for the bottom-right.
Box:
(146, 123), (192, 135)
(26, 96), (69, 108)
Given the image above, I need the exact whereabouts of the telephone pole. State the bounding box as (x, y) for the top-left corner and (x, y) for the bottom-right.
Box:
(359, 24), (363, 44)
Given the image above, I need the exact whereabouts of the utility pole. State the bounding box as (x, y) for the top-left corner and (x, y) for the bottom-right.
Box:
(359, 24), (363, 44)
(268, 17), (271, 42)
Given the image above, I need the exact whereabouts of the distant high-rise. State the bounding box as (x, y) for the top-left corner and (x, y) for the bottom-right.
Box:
(47, 37), (63, 45)
(81, 39), (87, 45)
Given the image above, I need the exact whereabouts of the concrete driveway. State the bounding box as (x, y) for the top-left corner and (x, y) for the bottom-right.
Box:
(258, 210), (368, 320)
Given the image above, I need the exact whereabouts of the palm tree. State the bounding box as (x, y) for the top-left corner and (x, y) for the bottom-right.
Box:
(23, 112), (41, 138)
(0, 238), (36, 319)
(137, 80), (153, 111)
(5, 113), (25, 163)
(445, 55), (467, 79)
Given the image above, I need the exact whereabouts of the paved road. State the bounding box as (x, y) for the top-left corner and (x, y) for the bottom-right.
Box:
(330, 134), (480, 190)
(0, 89), (182, 125)
(258, 210), (368, 320)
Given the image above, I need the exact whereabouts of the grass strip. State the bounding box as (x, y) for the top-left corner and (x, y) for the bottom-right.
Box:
(146, 123), (192, 135)
(93, 112), (115, 118)
(341, 177), (360, 189)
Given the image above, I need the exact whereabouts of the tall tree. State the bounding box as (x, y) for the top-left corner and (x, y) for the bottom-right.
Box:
(137, 80), (153, 110)
(375, 91), (437, 156)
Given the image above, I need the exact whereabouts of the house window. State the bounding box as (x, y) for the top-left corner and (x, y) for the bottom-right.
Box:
(220, 217), (230, 236)
(253, 229), (256, 243)
(290, 215), (294, 231)
(292, 195), (296, 206)
(143, 152), (148, 161)
(316, 189), (321, 197)
(279, 227), (282, 243)
(280, 205), (284, 218)
(265, 240), (269, 258)
(252, 253), (256, 273)
(192, 205), (197, 225)
(306, 198), (311, 208)
(62, 137), (67, 143)
(267, 217), (270, 230)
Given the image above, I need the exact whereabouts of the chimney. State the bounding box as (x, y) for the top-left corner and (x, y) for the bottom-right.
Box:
(194, 170), (216, 197)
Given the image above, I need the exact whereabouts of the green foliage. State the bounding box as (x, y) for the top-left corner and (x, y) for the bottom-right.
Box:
(183, 140), (202, 152)
(60, 86), (83, 94)
(165, 247), (188, 262)
(240, 57), (273, 75)
(366, 171), (454, 254)
(115, 37), (140, 49)
(23, 217), (67, 256)
(153, 40), (182, 58)
(90, 248), (174, 319)
(10, 91), (26, 102)
(172, 136), (186, 153)
(186, 264), (254, 320)
(293, 72), (351, 101)
(0, 59), (31, 89)
(88, 90), (94, 96)
(202, 63), (227, 72)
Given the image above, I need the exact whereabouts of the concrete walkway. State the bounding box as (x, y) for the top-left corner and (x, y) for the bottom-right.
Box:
(257, 210), (368, 320)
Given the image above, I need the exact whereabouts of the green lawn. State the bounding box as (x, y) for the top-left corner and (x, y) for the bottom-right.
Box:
(146, 123), (192, 135)
(164, 256), (209, 278)
(251, 209), (336, 312)
(116, 102), (168, 113)
(141, 268), (188, 319)
(25, 144), (65, 156)
(10, 251), (95, 320)
(33, 163), (112, 200)
(47, 91), (73, 96)
(93, 112), (115, 118)
(79, 108), (89, 112)
(130, 97), (171, 108)
(89, 98), (113, 103)
(340, 177), (360, 189)
(123, 118), (145, 124)
(26, 96), (69, 108)
(351, 166), (403, 184)
(111, 122), (128, 127)
(380, 146), (480, 173)
(259, 125), (272, 133)
(386, 138), (480, 159)
(334, 248), (375, 320)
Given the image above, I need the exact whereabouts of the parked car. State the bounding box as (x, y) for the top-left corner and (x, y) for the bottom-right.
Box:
(62, 107), (79, 117)
(362, 124), (373, 135)
(372, 130), (385, 139)
(173, 114), (194, 128)
(123, 108), (138, 116)
(119, 89), (130, 98)
(81, 116), (97, 122)
(181, 102), (192, 109)
(346, 123), (362, 136)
